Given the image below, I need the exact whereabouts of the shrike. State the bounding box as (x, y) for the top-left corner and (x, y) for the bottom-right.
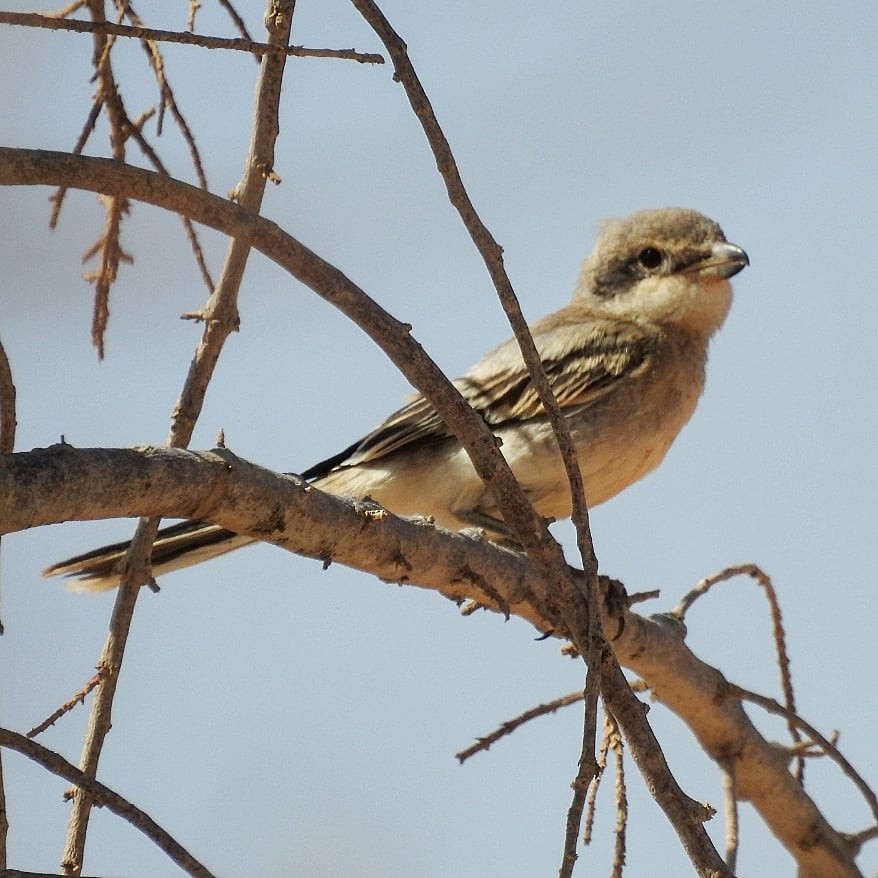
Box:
(45, 207), (748, 590)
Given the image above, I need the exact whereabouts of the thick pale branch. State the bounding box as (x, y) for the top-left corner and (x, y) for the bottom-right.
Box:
(1, 444), (553, 629)
(0, 444), (864, 878)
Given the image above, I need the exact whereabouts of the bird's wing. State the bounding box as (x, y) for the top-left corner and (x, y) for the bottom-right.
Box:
(302, 314), (654, 478)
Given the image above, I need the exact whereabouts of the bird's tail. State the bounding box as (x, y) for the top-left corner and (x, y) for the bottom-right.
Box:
(42, 520), (256, 592)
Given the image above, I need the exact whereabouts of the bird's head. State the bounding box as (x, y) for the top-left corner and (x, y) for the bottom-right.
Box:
(574, 207), (749, 339)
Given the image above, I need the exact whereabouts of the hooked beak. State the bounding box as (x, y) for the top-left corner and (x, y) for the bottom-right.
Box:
(686, 242), (749, 280)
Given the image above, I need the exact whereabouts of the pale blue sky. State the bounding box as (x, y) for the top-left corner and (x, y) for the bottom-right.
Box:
(2, 3), (877, 876)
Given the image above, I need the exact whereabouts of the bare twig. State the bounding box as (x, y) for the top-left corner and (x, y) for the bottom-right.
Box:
(120, 2), (208, 182)
(0, 332), (17, 864)
(60, 3), (297, 871)
(727, 683), (878, 827)
(26, 668), (110, 738)
(0, 727), (217, 878)
(675, 563), (803, 779)
(607, 710), (627, 878)
(561, 668), (600, 878)
(49, 99), (103, 229)
(0, 335), (14, 458)
(0, 11), (384, 63)
(456, 690), (584, 763)
(583, 715), (612, 846)
(60, 518), (159, 875)
(348, 5), (607, 862)
(215, 0), (253, 44)
(719, 758), (739, 873)
(598, 653), (729, 877)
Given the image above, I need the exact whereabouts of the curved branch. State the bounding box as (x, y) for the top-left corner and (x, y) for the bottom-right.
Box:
(0, 444), (864, 878)
(0, 727), (217, 878)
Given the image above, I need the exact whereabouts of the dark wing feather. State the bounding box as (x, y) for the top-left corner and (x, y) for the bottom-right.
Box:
(303, 315), (654, 476)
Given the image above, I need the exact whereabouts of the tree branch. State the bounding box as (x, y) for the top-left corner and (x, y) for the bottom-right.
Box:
(0, 11), (384, 63)
(0, 443), (864, 877)
(0, 728), (217, 878)
(59, 3), (299, 871)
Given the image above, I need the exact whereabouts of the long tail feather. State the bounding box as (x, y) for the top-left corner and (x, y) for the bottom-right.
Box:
(42, 521), (256, 591)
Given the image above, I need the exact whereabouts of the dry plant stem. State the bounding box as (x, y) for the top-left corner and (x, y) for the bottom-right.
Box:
(122, 5), (208, 184)
(0, 11), (384, 63)
(849, 825), (878, 851)
(0, 753), (6, 869)
(0, 728), (217, 878)
(215, 0), (253, 44)
(598, 653), (732, 878)
(583, 716), (613, 846)
(456, 690), (585, 763)
(350, 6), (605, 862)
(0, 446), (867, 877)
(728, 684), (878, 826)
(618, 614), (861, 878)
(60, 523), (158, 875)
(60, 7), (148, 867)
(83, 0), (129, 359)
(0, 337), (12, 869)
(561, 667), (601, 878)
(110, 97), (214, 292)
(61, 4), (296, 872)
(0, 337), (16, 455)
(49, 99), (102, 228)
(720, 759), (739, 873)
(0, 155), (864, 876)
(27, 668), (109, 739)
(350, 0), (599, 632)
(676, 564), (803, 778)
(171, 0), (293, 443)
(608, 711), (627, 878)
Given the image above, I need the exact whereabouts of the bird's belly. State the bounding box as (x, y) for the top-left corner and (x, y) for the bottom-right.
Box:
(497, 369), (703, 519)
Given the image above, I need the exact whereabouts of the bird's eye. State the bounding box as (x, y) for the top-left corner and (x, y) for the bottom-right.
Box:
(637, 247), (664, 270)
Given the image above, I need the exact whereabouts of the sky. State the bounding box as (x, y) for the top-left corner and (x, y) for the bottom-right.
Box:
(2, 2), (878, 876)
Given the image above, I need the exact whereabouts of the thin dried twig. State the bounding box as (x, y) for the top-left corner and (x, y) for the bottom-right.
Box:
(185, 0), (199, 33)
(582, 712), (610, 845)
(561, 669), (600, 878)
(583, 715), (612, 846)
(0, 727), (217, 878)
(0, 336), (15, 457)
(728, 683), (878, 826)
(349, 5), (691, 875)
(76, 0), (131, 360)
(607, 711), (627, 878)
(719, 758), (739, 873)
(456, 690), (584, 763)
(0, 11), (384, 63)
(120, 2), (207, 183)
(0, 336), (10, 864)
(348, 4), (607, 863)
(26, 668), (110, 739)
(215, 0), (253, 42)
(674, 563), (803, 779)
(60, 3), (296, 872)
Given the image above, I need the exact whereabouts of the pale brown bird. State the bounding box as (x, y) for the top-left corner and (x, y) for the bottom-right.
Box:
(45, 207), (748, 590)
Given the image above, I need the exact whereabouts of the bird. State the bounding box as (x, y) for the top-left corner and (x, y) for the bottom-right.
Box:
(44, 207), (748, 591)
